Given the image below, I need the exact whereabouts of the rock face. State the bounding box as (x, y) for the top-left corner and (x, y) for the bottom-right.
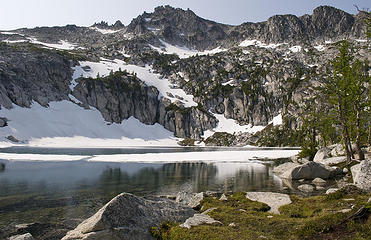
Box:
(352, 159), (371, 192)
(0, 44), (73, 109)
(0, 5), (368, 142)
(62, 193), (195, 240)
(72, 73), (217, 139)
(275, 161), (341, 180)
(245, 192), (291, 214)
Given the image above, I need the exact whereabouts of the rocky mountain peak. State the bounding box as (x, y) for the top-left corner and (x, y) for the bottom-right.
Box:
(92, 20), (125, 30)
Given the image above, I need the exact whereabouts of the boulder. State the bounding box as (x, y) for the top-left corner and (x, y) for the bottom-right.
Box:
(278, 161), (341, 180)
(188, 192), (204, 210)
(298, 184), (315, 192)
(62, 193), (195, 240)
(351, 163), (361, 183)
(273, 162), (300, 177)
(313, 147), (331, 162)
(326, 188), (339, 194)
(9, 233), (34, 240)
(314, 156), (347, 166)
(180, 213), (222, 229)
(245, 192), (291, 214)
(352, 159), (371, 192)
(312, 178), (326, 184)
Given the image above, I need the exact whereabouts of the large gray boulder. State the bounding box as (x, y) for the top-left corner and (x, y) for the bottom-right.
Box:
(62, 193), (195, 240)
(352, 159), (371, 192)
(276, 161), (341, 180)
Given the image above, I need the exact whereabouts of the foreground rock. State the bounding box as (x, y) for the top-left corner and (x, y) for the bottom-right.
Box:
(351, 159), (371, 192)
(180, 213), (222, 229)
(274, 161), (341, 180)
(245, 192), (291, 214)
(62, 193), (195, 240)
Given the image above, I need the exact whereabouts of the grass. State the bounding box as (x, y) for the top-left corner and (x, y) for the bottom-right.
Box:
(152, 191), (371, 240)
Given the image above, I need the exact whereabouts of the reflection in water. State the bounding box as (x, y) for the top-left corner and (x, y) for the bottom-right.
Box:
(0, 160), (283, 234)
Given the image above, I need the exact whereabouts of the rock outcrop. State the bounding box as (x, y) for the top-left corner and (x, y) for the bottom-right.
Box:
(62, 193), (195, 240)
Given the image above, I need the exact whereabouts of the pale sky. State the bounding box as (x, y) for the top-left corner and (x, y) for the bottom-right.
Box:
(0, 0), (369, 30)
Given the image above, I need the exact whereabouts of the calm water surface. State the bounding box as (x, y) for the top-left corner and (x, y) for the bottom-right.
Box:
(0, 147), (294, 237)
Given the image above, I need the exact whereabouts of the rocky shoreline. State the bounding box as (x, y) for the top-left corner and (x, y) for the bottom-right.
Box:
(7, 148), (370, 240)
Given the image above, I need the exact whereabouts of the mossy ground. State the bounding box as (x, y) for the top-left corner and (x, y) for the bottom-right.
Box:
(152, 191), (371, 240)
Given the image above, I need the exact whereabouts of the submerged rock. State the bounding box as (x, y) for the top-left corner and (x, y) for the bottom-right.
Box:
(245, 192), (291, 214)
(62, 193), (195, 240)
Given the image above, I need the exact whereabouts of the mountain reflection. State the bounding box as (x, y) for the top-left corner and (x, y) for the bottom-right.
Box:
(96, 162), (281, 195)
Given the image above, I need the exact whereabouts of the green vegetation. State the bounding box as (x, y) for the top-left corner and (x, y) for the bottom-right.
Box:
(165, 103), (192, 114)
(254, 124), (303, 148)
(296, 40), (370, 159)
(177, 138), (196, 146)
(204, 132), (236, 146)
(152, 191), (371, 240)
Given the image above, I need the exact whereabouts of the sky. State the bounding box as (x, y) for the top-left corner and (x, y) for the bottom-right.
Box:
(0, 0), (370, 30)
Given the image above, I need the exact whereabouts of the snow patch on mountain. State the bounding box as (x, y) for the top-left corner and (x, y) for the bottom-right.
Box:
(28, 38), (77, 50)
(72, 59), (197, 107)
(239, 39), (282, 49)
(269, 113), (283, 126)
(0, 101), (178, 148)
(149, 40), (226, 58)
(289, 46), (302, 53)
(203, 113), (265, 139)
(90, 27), (122, 34)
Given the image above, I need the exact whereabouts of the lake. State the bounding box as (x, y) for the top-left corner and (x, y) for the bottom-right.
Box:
(0, 147), (298, 238)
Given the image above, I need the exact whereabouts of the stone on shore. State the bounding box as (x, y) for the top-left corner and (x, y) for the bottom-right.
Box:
(351, 159), (371, 192)
(298, 184), (315, 192)
(180, 213), (222, 229)
(276, 161), (340, 180)
(62, 193), (195, 240)
(245, 192), (291, 214)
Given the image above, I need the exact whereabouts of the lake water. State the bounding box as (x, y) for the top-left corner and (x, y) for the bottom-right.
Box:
(0, 147), (297, 238)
